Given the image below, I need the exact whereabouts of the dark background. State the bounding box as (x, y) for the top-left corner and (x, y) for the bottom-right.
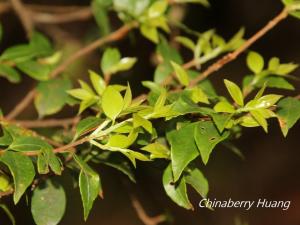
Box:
(1, 0), (300, 225)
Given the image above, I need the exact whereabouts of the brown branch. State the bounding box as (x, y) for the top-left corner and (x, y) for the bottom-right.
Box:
(30, 7), (92, 24)
(0, 1), (10, 14)
(130, 193), (166, 225)
(6, 89), (36, 120)
(6, 23), (137, 120)
(11, 117), (80, 128)
(9, 0), (34, 37)
(189, 7), (289, 87)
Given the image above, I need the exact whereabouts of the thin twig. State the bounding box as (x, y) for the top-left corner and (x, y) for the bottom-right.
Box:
(30, 7), (92, 24)
(9, 0), (34, 37)
(189, 7), (289, 87)
(130, 193), (166, 225)
(11, 117), (80, 128)
(6, 23), (137, 120)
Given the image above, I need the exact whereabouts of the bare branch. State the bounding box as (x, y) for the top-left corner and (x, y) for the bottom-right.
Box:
(9, 0), (34, 37)
(130, 193), (166, 225)
(12, 117), (80, 128)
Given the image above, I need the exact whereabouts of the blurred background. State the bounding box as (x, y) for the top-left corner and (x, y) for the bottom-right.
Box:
(1, 0), (300, 225)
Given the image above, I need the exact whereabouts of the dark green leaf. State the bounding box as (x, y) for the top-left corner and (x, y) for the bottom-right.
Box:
(31, 179), (66, 225)
(194, 121), (229, 164)
(277, 97), (300, 136)
(0, 64), (21, 83)
(162, 164), (193, 209)
(35, 78), (72, 117)
(184, 166), (209, 198)
(17, 60), (51, 81)
(167, 123), (199, 182)
(0, 151), (35, 203)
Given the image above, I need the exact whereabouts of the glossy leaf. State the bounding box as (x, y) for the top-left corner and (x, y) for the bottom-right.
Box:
(246, 51), (264, 74)
(224, 79), (244, 106)
(102, 86), (124, 120)
(194, 121), (229, 164)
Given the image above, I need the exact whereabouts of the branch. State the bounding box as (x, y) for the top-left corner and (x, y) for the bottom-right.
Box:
(6, 23), (137, 120)
(11, 117), (80, 128)
(30, 7), (92, 24)
(9, 0), (34, 37)
(189, 7), (289, 87)
(130, 193), (166, 225)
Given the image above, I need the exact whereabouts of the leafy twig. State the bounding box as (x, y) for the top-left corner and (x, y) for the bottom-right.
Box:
(189, 7), (289, 87)
(6, 23), (137, 120)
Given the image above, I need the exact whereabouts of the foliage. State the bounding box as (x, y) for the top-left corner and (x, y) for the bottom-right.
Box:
(1, 0), (300, 224)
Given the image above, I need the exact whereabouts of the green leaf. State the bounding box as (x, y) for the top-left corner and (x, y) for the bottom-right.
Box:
(9, 136), (50, 152)
(16, 60), (51, 81)
(35, 78), (72, 117)
(31, 179), (66, 225)
(277, 97), (300, 136)
(91, 0), (111, 36)
(133, 114), (152, 133)
(0, 151), (35, 204)
(140, 25), (159, 43)
(282, 0), (300, 19)
(211, 113), (233, 132)
(102, 86), (124, 120)
(141, 142), (169, 159)
(0, 173), (11, 192)
(224, 79), (244, 106)
(0, 45), (36, 62)
(113, 0), (150, 17)
(174, 0), (210, 7)
(101, 48), (121, 75)
(189, 86), (209, 104)
(148, 0), (168, 18)
(89, 70), (106, 96)
(175, 36), (195, 51)
(167, 123), (199, 182)
(67, 89), (94, 101)
(94, 152), (136, 182)
(123, 84), (132, 109)
(74, 155), (101, 220)
(244, 94), (282, 110)
(0, 64), (21, 83)
(214, 101), (235, 113)
(250, 110), (268, 132)
(170, 61), (189, 86)
(162, 164), (193, 209)
(246, 51), (264, 74)
(184, 166), (209, 198)
(194, 121), (229, 164)
(75, 117), (102, 140)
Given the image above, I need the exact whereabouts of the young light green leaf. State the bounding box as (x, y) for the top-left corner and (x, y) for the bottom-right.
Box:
(133, 114), (152, 133)
(250, 110), (268, 132)
(101, 48), (121, 75)
(162, 164), (193, 210)
(0, 151), (35, 204)
(277, 97), (300, 136)
(141, 142), (169, 159)
(213, 101), (235, 113)
(102, 86), (124, 120)
(175, 36), (196, 51)
(89, 70), (106, 96)
(123, 84), (132, 109)
(224, 79), (244, 106)
(31, 179), (66, 225)
(140, 25), (159, 43)
(211, 113), (233, 133)
(190, 86), (209, 104)
(194, 121), (229, 165)
(167, 123), (199, 182)
(246, 51), (264, 74)
(171, 61), (189, 86)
